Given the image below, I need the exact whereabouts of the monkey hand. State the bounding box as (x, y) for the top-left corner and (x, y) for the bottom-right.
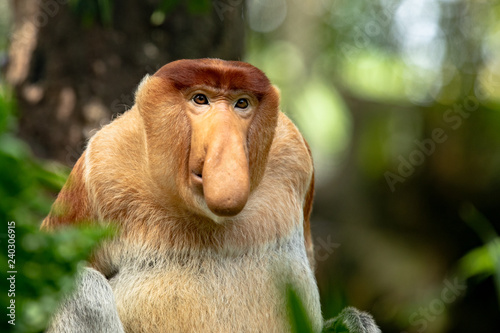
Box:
(46, 267), (124, 333)
(322, 307), (381, 333)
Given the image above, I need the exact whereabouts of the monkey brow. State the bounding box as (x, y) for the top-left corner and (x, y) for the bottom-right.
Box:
(155, 63), (270, 100)
(183, 85), (254, 98)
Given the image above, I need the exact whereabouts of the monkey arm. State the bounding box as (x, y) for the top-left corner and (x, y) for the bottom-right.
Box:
(41, 153), (124, 331)
(46, 267), (124, 333)
(322, 307), (381, 333)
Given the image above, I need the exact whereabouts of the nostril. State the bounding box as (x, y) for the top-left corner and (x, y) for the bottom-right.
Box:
(192, 171), (202, 180)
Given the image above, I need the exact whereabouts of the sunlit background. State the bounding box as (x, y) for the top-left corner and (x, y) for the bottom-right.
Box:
(1, 0), (500, 332)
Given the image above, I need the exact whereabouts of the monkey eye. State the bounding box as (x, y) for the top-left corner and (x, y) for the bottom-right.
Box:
(193, 94), (209, 105)
(235, 98), (249, 109)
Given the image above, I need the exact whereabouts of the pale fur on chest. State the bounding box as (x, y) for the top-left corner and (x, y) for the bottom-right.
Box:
(102, 227), (322, 333)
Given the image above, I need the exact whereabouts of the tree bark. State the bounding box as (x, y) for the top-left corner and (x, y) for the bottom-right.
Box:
(7, 0), (245, 164)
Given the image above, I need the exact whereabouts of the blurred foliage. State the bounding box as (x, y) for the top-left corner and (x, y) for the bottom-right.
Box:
(246, 41), (352, 180)
(246, 0), (500, 185)
(245, 0), (500, 331)
(0, 1), (9, 52)
(0, 87), (114, 333)
(68, 0), (114, 26)
(68, 0), (211, 26)
(458, 204), (500, 301)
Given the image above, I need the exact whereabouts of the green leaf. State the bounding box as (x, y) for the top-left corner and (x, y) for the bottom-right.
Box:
(458, 242), (496, 279)
(158, 0), (181, 14)
(188, 0), (211, 14)
(97, 0), (113, 25)
(286, 284), (314, 333)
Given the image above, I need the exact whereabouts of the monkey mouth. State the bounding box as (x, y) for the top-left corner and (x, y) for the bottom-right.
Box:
(191, 171), (203, 184)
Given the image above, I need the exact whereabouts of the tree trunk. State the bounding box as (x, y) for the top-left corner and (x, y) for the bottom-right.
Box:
(7, 0), (245, 164)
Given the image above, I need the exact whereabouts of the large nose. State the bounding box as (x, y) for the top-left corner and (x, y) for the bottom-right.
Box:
(189, 104), (250, 217)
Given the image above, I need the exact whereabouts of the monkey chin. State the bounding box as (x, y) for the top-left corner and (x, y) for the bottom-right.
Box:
(193, 197), (231, 225)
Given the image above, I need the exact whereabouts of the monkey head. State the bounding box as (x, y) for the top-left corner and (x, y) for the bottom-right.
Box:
(135, 59), (280, 220)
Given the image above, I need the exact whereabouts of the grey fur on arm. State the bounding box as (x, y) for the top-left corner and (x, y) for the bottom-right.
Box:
(46, 267), (124, 333)
(323, 306), (381, 333)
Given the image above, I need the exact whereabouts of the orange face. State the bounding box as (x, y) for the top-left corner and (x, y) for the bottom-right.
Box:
(186, 89), (256, 216)
(139, 59), (280, 219)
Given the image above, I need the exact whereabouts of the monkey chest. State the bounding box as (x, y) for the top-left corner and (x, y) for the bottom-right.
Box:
(108, 250), (322, 333)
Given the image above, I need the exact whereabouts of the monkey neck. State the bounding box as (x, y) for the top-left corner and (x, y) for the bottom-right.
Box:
(96, 223), (308, 269)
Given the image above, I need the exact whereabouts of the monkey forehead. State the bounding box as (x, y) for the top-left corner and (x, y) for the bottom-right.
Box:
(153, 59), (272, 100)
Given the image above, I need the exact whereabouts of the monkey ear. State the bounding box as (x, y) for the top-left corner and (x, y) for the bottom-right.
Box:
(271, 85), (281, 103)
(134, 74), (152, 105)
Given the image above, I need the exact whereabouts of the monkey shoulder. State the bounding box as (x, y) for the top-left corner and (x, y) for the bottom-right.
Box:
(272, 112), (313, 169)
(83, 108), (152, 218)
(266, 112), (313, 191)
(87, 107), (147, 169)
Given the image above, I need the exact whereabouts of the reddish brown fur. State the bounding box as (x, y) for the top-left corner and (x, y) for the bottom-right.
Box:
(154, 59), (272, 99)
(303, 140), (316, 268)
(41, 152), (92, 229)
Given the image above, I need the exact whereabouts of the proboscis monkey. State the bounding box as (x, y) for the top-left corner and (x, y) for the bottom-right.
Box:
(43, 59), (379, 333)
